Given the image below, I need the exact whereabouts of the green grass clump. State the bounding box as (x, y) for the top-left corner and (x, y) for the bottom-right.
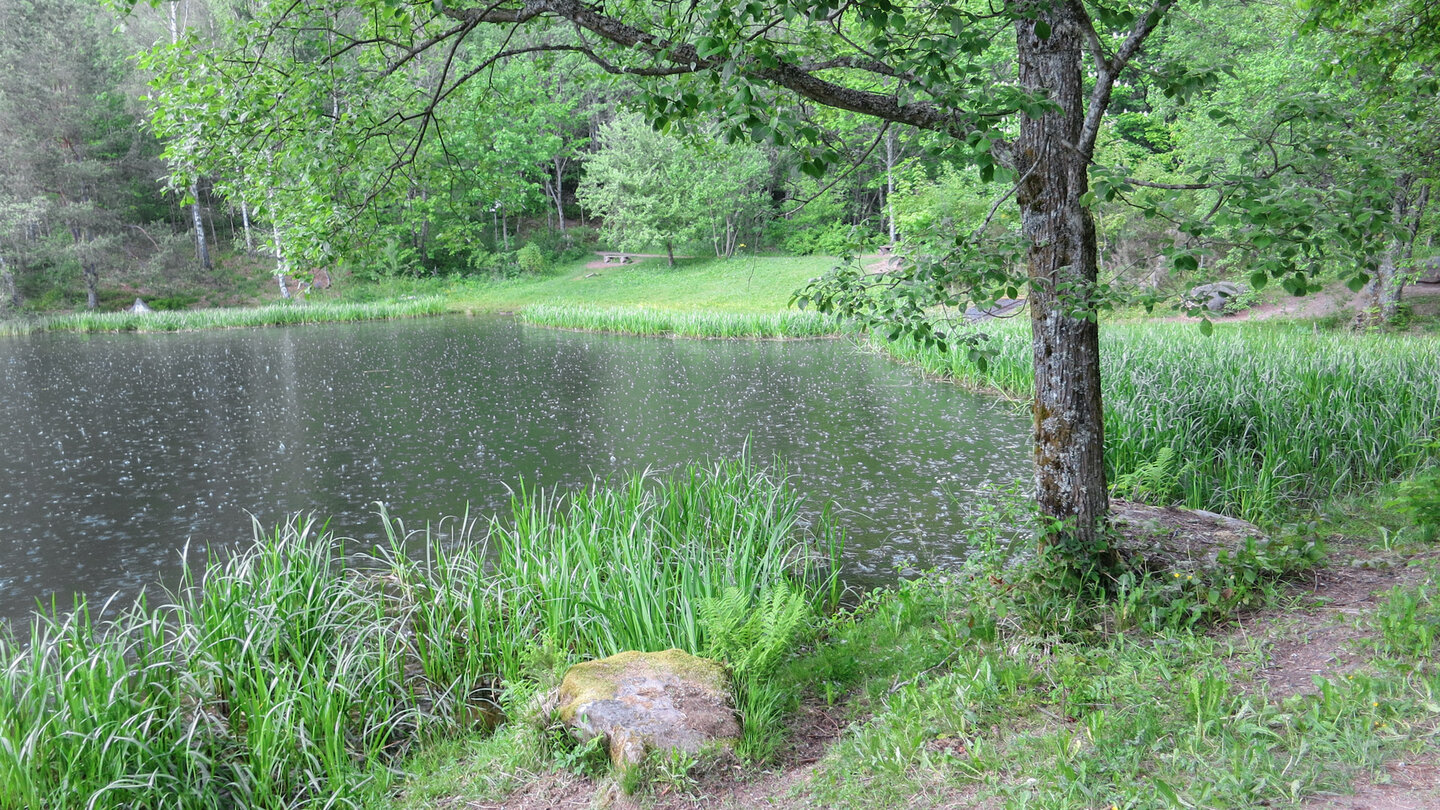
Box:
(519, 303), (842, 339)
(0, 297), (446, 336)
(883, 320), (1440, 522)
(0, 457), (839, 809)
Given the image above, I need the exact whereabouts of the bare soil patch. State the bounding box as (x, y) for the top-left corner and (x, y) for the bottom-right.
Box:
(1229, 281), (1440, 323)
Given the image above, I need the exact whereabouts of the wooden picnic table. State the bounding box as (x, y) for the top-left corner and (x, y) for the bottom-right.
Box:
(598, 252), (633, 264)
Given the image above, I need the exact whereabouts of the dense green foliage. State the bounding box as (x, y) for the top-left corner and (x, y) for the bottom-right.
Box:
(0, 459), (839, 808)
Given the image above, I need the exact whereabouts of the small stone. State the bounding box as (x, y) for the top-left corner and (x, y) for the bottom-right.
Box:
(555, 649), (740, 771)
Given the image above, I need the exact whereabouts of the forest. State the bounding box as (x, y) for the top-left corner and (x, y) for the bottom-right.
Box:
(1, 0), (1433, 320)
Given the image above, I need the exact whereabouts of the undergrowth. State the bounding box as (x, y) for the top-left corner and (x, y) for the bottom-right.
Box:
(0, 457), (839, 809)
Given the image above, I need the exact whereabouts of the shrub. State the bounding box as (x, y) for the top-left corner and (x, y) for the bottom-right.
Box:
(515, 243), (547, 274)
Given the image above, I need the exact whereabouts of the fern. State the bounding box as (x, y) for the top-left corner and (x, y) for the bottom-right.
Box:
(1113, 446), (1182, 505)
(700, 583), (811, 678)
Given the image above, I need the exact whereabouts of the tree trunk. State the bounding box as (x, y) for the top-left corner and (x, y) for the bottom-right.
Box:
(551, 156), (567, 232)
(83, 263), (99, 310)
(191, 181), (212, 271)
(666, 241), (675, 267)
(240, 199), (254, 254)
(1014, 2), (1113, 569)
(0, 255), (17, 313)
(885, 127), (898, 244)
(270, 198), (291, 300)
(1369, 176), (1413, 323)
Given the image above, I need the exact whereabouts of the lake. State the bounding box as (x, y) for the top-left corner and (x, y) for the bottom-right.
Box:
(0, 316), (1030, 625)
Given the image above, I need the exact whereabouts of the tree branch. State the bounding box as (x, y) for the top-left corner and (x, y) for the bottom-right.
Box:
(441, 0), (988, 142)
(1076, 0), (1176, 159)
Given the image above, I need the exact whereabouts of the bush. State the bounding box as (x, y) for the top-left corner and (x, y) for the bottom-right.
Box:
(515, 243), (547, 274)
(1389, 468), (1440, 542)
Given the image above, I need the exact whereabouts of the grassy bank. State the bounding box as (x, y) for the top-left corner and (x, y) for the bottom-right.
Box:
(0, 459), (839, 809)
(0, 297), (448, 336)
(437, 255), (833, 314)
(390, 488), (1440, 809)
(882, 319), (1440, 523)
(519, 303), (842, 339)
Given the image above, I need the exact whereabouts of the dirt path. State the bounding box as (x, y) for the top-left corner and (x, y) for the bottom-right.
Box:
(1213, 281), (1440, 323)
(1226, 549), (1440, 810)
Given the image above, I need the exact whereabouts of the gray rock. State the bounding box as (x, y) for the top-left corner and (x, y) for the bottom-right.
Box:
(556, 649), (739, 771)
(128, 298), (153, 314)
(1416, 256), (1440, 284)
(964, 297), (1025, 322)
(1186, 281), (1243, 312)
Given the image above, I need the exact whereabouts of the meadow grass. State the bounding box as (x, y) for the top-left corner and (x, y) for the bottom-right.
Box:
(797, 570), (1439, 809)
(519, 302), (843, 338)
(339, 254), (837, 314)
(882, 319), (1440, 522)
(0, 458), (839, 809)
(0, 297), (447, 336)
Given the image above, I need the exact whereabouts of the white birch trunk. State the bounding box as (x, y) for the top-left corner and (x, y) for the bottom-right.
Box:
(240, 199), (254, 254)
(191, 181), (212, 270)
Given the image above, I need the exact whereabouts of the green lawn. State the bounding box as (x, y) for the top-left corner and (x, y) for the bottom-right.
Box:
(443, 255), (836, 313)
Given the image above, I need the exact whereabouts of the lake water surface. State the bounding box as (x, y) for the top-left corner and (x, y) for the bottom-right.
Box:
(0, 316), (1030, 625)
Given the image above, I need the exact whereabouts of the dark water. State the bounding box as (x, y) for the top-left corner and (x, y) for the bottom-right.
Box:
(0, 316), (1029, 625)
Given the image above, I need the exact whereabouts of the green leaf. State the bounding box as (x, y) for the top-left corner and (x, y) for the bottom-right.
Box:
(1034, 20), (1051, 40)
(1198, 318), (1213, 336)
(1346, 274), (1369, 293)
(1154, 777), (1182, 806)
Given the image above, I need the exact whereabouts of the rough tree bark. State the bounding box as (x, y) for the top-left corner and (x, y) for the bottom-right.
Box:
(1013, 1), (1116, 567)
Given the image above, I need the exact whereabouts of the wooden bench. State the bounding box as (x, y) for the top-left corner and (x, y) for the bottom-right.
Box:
(599, 252), (632, 264)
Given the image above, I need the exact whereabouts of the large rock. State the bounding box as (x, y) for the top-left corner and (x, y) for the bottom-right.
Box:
(1417, 256), (1440, 284)
(1110, 499), (1265, 572)
(1186, 281), (1243, 312)
(555, 649), (739, 770)
(128, 298), (153, 314)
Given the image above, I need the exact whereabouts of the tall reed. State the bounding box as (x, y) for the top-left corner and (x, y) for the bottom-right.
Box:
(882, 320), (1440, 521)
(0, 458), (838, 808)
(519, 303), (842, 339)
(0, 297), (446, 337)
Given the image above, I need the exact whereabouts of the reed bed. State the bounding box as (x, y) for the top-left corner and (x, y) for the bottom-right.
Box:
(519, 303), (842, 339)
(0, 297), (446, 336)
(0, 458), (838, 809)
(883, 320), (1440, 521)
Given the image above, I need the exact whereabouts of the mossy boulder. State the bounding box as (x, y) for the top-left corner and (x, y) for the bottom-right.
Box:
(555, 649), (739, 770)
